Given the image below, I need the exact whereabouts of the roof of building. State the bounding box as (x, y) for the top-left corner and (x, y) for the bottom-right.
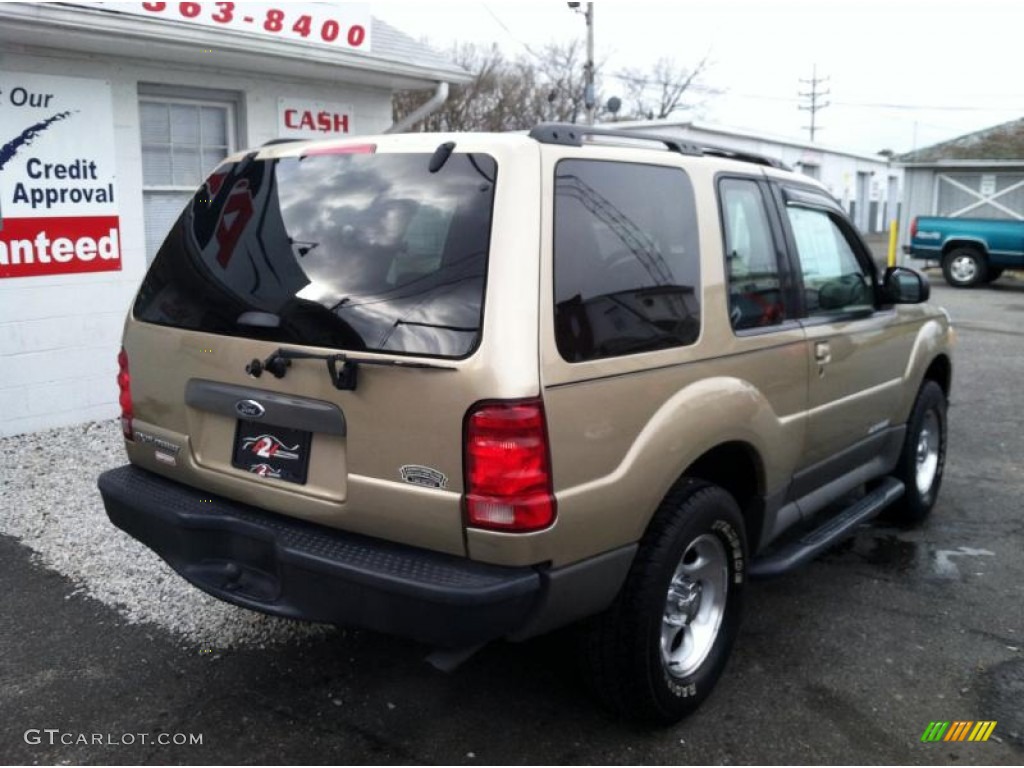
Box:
(1, 3), (470, 89)
(608, 118), (892, 164)
(898, 117), (1024, 165)
(370, 18), (469, 83)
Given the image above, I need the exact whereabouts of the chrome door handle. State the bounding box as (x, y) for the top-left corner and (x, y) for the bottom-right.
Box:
(814, 341), (832, 364)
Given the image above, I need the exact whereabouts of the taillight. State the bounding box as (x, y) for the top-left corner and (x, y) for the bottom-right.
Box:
(910, 216), (918, 239)
(117, 347), (133, 441)
(463, 398), (556, 532)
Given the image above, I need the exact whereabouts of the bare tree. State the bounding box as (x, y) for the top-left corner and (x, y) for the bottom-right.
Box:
(393, 43), (715, 131)
(393, 43), (517, 132)
(616, 54), (717, 120)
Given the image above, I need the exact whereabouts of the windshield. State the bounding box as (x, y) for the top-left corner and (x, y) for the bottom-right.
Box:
(133, 150), (498, 359)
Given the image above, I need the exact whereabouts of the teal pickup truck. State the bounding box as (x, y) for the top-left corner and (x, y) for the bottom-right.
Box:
(905, 216), (1024, 287)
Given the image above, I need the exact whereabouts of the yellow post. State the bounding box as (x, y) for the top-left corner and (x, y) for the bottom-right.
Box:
(887, 219), (899, 268)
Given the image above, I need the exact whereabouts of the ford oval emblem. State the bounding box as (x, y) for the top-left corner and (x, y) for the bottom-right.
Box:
(235, 399), (265, 419)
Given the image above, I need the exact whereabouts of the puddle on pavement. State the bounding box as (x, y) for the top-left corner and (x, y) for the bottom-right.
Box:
(826, 531), (996, 581)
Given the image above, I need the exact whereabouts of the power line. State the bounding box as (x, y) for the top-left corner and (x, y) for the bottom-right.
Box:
(479, 3), (545, 62)
(724, 91), (1024, 112)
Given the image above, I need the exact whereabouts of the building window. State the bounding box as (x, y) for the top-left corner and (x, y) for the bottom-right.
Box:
(799, 163), (820, 180)
(139, 97), (235, 260)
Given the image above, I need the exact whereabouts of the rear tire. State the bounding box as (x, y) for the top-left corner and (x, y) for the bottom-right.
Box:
(985, 267), (1004, 283)
(888, 380), (947, 524)
(942, 247), (987, 288)
(580, 480), (746, 724)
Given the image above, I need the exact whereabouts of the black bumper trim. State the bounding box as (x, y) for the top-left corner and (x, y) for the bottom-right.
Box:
(98, 465), (540, 647)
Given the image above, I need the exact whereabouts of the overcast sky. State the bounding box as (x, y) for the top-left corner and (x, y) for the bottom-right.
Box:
(374, 0), (1024, 156)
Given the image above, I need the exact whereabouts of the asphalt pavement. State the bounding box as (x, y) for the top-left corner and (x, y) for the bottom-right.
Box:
(2, 277), (1023, 765)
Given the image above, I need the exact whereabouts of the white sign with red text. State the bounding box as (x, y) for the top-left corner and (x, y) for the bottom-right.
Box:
(94, 2), (371, 52)
(277, 98), (354, 139)
(0, 72), (121, 279)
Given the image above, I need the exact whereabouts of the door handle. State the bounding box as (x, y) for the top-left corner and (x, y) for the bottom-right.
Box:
(814, 341), (832, 364)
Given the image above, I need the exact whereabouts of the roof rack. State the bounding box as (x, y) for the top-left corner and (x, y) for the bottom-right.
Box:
(528, 123), (790, 170)
(698, 145), (790, 170)
(529, 123), (701, 156)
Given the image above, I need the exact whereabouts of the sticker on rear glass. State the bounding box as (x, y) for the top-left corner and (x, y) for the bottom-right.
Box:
(400, 465), (448, 489)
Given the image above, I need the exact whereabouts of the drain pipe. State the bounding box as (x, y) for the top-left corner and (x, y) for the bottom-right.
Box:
(385, 81), (449, 134)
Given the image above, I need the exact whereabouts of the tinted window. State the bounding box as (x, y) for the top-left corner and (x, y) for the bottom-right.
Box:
(786, 206), (872, 315)
(720, 178), (786, 330)
(134, 151), (497, 358)
(554, 160), (700, 362)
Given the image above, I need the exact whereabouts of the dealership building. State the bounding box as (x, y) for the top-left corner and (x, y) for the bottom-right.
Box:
(0, 2), (469, 436)
(614, 119), (902, 235)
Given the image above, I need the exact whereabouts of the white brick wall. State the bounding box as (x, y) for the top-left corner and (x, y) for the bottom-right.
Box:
(0, 48), (394, 437)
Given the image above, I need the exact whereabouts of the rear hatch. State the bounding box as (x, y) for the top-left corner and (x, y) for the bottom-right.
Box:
(122, 139), (522, 556)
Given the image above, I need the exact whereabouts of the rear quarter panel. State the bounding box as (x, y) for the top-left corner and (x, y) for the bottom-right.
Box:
(467, 152), (809, 568)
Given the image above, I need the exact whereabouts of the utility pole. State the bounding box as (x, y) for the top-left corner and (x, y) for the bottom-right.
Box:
(584, 2), (595, 124)
(568, 1), (595, 123)
(798, 64), (830, 142)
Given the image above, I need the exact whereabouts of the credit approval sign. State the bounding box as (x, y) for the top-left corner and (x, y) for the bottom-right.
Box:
(0, 72), (121, 278)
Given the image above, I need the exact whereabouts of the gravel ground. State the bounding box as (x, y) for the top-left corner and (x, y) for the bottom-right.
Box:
(0, 419), (332, 650)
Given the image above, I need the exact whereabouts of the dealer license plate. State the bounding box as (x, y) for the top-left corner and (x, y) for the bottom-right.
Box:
(231, 420), (312, 485)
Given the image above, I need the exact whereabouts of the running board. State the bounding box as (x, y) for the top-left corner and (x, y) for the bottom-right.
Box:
(749, 478), (905, 579)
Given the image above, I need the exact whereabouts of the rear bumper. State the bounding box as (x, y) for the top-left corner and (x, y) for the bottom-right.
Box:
(98, 465), (540, 647)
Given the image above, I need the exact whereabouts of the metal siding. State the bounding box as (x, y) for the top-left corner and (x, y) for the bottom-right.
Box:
(936, 170), (1024, 220)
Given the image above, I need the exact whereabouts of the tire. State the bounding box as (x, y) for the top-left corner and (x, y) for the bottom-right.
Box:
(888, 380), (947, 524)
(985, 267), (1004, 283)
(580, 480), (747, 724)
(942, 247), (987, 288)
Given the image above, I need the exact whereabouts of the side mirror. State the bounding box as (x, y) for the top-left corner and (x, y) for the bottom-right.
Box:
(883, 266), (930, 304)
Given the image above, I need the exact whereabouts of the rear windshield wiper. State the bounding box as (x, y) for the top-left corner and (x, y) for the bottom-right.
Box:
(245, 347), (455, 391)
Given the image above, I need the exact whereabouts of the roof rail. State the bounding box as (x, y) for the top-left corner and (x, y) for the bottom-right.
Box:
(528, 123), (702, 156)
(696, 144), (790, 170)
(528, 123), (790, 170)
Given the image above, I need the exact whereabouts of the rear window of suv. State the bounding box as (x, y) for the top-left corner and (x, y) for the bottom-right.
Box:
(133, 149), (498, 359)
(553, 159), (701, 362)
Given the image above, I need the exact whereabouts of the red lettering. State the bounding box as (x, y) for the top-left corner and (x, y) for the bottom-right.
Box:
(0, 217), (122, 278)
(285, 109), (349, 135)
(205, 171), (228, 198)
(214, 181), (253, 268)
(321, 19), (339, 42)
(347, 24), (365, 47)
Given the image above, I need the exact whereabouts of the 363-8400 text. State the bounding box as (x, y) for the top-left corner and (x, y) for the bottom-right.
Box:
(138, 2), (368, 48)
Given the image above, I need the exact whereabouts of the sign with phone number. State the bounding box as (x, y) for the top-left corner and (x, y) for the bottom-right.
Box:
(107, 2), (371, 51)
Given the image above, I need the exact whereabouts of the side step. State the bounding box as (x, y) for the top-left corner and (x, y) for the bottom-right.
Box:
(749, 477), (905, 579)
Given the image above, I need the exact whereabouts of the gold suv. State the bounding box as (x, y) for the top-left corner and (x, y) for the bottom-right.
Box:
(98, 124), (952, 723)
